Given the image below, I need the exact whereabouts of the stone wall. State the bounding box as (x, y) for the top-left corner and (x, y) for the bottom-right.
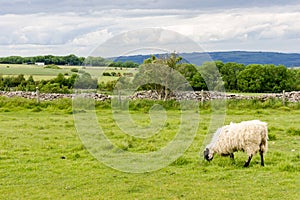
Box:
(129, 90), (300, 102)
(0, 90), (299, 102)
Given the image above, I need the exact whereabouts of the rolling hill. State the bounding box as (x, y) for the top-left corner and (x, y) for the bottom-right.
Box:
(113, 51), (300, 67)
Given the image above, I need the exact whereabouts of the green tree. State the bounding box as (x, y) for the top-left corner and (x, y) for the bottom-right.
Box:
(177, 63), (206, 90)
(219, 62), (245, 91)
(74, 72), (97, 89)
(0, 75), (4, 90)
(53, 73), (68, 88)
(191, 72), (207, 90)
(84, 56), (108, 66)
(25, 75), (36, 91)
(237, 64), (265, 92)
(133, 53), (187, 100)
(199, 62), (224, 91)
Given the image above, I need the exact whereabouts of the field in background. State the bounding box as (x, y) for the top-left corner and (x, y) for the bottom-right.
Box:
(0, 97), (299, 199)
(0, 64), (136, 82)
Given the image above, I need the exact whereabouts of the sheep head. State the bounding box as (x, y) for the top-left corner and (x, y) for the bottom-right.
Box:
(204, 148), (214, 161)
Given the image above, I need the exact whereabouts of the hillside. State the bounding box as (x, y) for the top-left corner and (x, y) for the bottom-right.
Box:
(113, 51), (300, 67)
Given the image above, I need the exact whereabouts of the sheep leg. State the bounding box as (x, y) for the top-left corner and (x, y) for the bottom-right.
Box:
(260, 150), (264, 166)
(244, 155), (253, 167)
(230, 153), (234, 160)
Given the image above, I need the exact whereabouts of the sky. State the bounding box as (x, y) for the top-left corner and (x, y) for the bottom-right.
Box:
(1, 0), (300, 57)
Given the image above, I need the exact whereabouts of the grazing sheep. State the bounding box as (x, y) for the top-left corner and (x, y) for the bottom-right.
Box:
(204, 120), (268, 167)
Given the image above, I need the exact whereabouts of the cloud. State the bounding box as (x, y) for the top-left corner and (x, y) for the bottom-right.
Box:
(1, 0), (300, 14)
(166, 6), (300, 43)
(0, 2), (300, 56)
(89, 28), (202, 57)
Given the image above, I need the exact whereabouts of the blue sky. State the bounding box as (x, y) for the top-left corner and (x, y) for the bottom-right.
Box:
(0, 0), (300, 56)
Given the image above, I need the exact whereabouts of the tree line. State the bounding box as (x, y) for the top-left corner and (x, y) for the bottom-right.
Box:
(0, 72), (97, 94)
(0, 53), (299, 94)
(0, 55), (139, 68)
(129, 54), (300, 97)
(213, 61), (299, 92)
(0, 54), (85, 66)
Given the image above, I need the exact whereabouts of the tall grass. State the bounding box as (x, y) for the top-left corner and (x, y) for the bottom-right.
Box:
(1, 96), (299, 112)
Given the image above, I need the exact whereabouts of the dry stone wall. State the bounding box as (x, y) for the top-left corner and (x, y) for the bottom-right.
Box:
(129, 90), (300, 102)
(0, 91), (299, 102)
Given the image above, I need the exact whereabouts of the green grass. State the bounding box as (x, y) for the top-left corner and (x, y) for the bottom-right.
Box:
(229, 92), (284, 96)
(0, 97), (299, 199)
(0, 64), (72, 76)
(0, 64), (137, 82)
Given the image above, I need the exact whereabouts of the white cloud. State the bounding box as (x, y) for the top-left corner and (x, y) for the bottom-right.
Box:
(70, 29), (113, 46)
(0, 4), (300, 56)
(1, 0), (300, 14)
(167, 6), (300, 40)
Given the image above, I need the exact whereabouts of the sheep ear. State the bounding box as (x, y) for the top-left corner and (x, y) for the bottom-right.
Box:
(204, 148), (209, 153)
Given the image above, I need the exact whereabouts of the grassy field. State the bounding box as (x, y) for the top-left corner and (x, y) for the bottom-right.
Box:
(0, 97), (299, 199)
(0, 64), (135, 82)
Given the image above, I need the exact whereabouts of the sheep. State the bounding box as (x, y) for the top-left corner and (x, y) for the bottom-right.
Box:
(204, 120), (268, 167)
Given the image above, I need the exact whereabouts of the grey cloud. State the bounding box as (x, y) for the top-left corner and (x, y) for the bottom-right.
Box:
(90, 28), (201, 57)
(0, 1), (300, 56)
(1, 0), (300, 14)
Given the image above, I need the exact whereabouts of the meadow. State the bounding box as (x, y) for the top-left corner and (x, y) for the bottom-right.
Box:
(0, 64), (134, 82)
(0, 97), (299, 199)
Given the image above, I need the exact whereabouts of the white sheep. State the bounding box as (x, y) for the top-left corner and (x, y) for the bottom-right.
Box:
(204, 120), (268, 167)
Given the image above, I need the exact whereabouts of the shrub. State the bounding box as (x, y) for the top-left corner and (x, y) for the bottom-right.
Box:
(44, 64), (61, 69)
(102, 72), (111, 76)
(111, 72), (117, 76)
(71, 68), (79, 73)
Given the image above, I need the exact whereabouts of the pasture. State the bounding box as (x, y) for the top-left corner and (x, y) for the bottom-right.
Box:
(0, 64), (135, 82)
(0, 97), (299, 199)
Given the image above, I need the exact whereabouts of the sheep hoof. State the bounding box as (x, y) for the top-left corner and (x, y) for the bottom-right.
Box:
(243, 163), (249, 167)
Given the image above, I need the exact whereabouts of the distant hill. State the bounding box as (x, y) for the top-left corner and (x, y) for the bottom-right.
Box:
(112, 51), (300, 67)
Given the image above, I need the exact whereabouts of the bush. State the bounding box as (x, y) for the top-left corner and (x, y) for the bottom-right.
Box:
(44, 64), (61, 69)
(71, 68), (79, 73)
(111, 72), (117, 76)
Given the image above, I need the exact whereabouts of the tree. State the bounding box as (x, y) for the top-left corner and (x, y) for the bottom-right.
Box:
(219, 62), (245, 91)
(199, 62), (224, 91)
(53, 73), (68, 88)
(177, 63), (206, 90)
(133, 53), (188, 100)
(191, 72), (207, 90)
(0, 75), (4, 90)
(84, 56), (108, 66)
(74, 72), (98, 89)
(25, 75), (36, 91)
(237, 64), (265, 92)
